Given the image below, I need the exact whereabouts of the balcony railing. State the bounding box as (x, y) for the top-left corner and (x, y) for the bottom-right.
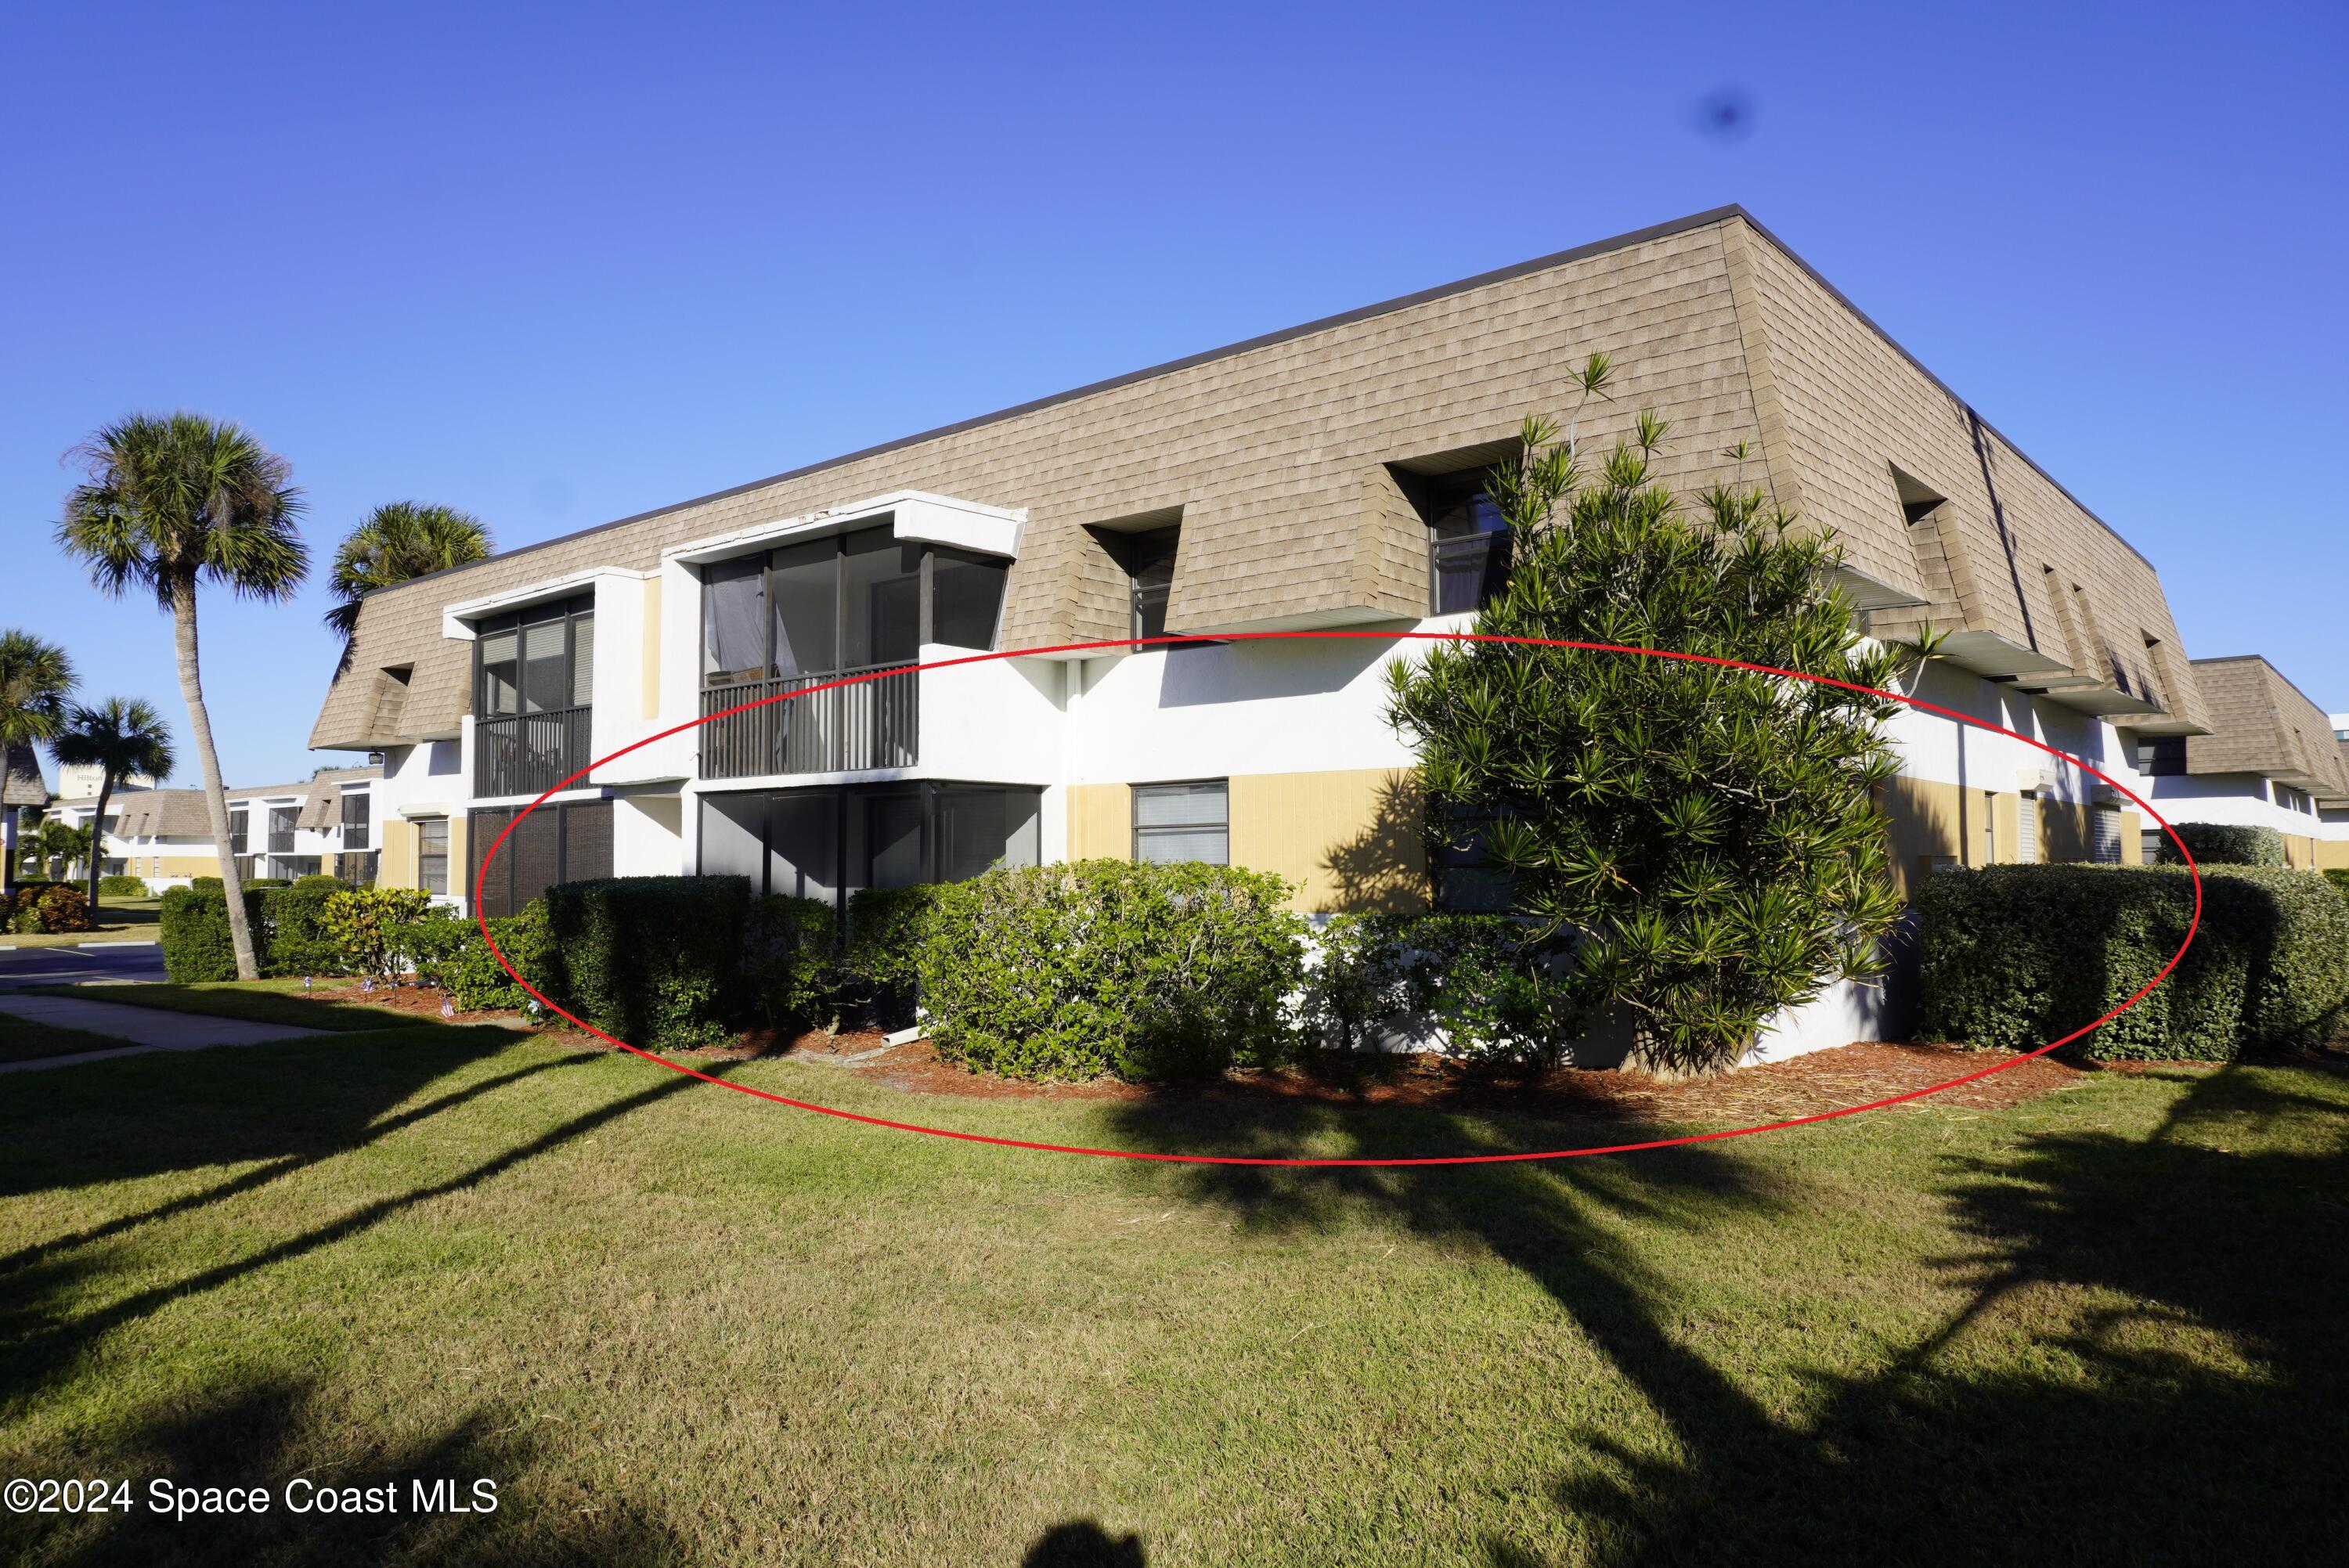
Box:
(474, 705), (593, 798)
(699, 664), (917, 780)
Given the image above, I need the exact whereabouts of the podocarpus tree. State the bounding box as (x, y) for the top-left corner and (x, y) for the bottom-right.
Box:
(1386, 360), (1914, 1076)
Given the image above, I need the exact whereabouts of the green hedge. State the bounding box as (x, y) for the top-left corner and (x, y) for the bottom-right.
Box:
(544, 875), (752, 1051)
(1917, 863), (2349, 1061)
(1304, 913), (1584, 1063)
(743, 894), (838, 1032)
(2154, 823), (2286, 867)
(159, 885), (348, 980)
(291, 874), (348, 892)
(448, 901), (557, 1013)
(915, 860), (1308, 1082)
(98, 874), (149, 897)
(2326, 869), (2349, 901)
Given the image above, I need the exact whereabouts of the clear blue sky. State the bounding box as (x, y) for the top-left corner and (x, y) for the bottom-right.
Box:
(4, 0), (2343, 788)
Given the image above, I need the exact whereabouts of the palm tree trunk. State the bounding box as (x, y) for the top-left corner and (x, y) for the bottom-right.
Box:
(171, 577), (260, 980)
(87, 773), (112, 917)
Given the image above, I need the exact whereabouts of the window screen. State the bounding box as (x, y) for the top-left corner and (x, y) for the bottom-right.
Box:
(932, 550), (1008, 650)
(934, 786), (1042, 882)
(843, 530), (922, 669)
(1133, 780), (1228, 865)
(763, 538), (835, 679)
(2016, 793), (2038, 863)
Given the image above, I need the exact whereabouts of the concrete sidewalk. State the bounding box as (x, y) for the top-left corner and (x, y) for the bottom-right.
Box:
(0, 993), (327, 1074)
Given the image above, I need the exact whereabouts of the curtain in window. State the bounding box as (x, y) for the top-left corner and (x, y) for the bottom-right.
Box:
(702, 558), (767, 683)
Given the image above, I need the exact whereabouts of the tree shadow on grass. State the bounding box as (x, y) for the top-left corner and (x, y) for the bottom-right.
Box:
(1106, 1062), (2349, 1565)
(13, 1371), (686, 1567)
(0, 1054), (724, 1413)
(0, 1022), (549, 1203)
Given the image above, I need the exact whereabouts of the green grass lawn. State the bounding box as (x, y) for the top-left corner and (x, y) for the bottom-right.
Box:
(28, 979), (424, 1033)
(0, 1009), (135, 1064)
(2, 1031), (2343, 1566)
(0, 896), (162, 949)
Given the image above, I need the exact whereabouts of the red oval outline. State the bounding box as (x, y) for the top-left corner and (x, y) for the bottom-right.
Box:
(475, 631), (2203, 1166)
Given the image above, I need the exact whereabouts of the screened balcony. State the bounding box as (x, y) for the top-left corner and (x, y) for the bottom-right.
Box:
(697, 524), (1005, 780)
(473, 594), (594, 798)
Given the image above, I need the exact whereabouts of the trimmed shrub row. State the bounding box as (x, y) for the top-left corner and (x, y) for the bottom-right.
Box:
(1917, 863), (2349, 1061)
(160, 885), (341, 980)
(98, 874), (150, 898)
(2154, 822), (2286, 868)
(915, 860), (1308, 1082)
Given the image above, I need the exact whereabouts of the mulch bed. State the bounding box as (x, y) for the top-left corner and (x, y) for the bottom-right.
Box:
(321, 981), (2199, 1127)
(848, 1037), (2095, 1125)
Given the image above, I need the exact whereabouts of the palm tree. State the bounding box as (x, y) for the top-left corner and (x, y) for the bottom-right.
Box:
(326, 501), (492, 641)
(51, 697), (176, 914)
(58, 413), (308, 979)
(24, 817), (92, 881)
(0, 629), (76, 896)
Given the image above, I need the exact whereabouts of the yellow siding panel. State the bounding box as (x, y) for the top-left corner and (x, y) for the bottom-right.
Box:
(1066, 784), (1130, 862)
(1226, 768), (1427, 914)
(640, 577), (662, 720)
(378, 820), (419, 889)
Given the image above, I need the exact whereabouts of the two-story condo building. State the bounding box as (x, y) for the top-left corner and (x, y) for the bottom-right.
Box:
(2133, 657), (2349, 868)
(311, 207), (2217, 1037)
(49, 767), (380, 890)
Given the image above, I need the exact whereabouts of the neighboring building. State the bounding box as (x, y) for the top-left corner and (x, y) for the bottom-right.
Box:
(2, 741), (50, 884)
(308, 206), (2215, 1056)
(50, 768), (380, 889)
(2131, 658), (2349, 869)
(54, 762), (156, 798)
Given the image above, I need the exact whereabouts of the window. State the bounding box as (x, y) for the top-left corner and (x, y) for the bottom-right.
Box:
(1420, 479), (1511, 615)
(2016, 792), (2039, 863)
(2142, 827), (2169, 863)
(268, 806), (298, 854)
(476, 594), (594, 718)
(701, 524), (1011, 690)
(2136, 736), (2187, 777)
(695, 782), (1042, 903)
(2091, 804), (2123, 864)
(1132, 780), (1229, 865)
(341, 789), (370, 849)
(467, 802), (613, 917)
(418, 818), (449, 896)
(1431, 806), (1514, 912)
(1089, 525), (1181, 644)
(228, 807), (249, 858)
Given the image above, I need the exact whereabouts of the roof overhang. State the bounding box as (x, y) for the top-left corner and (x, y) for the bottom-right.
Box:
(662, 491), (1027, 569)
